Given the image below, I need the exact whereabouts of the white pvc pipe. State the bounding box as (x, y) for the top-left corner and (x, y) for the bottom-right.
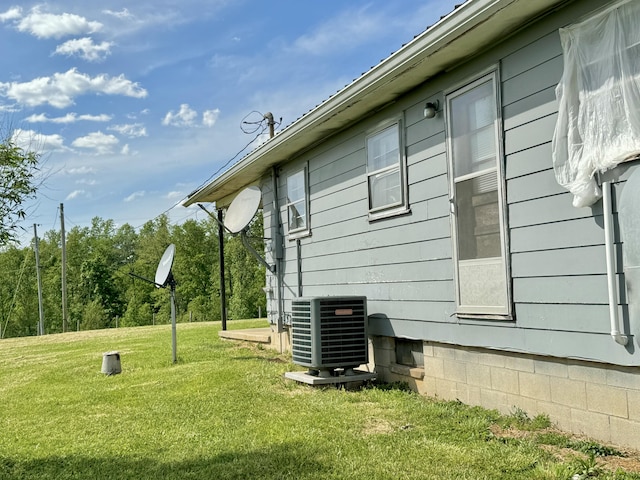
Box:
(602, 180), (628, 346)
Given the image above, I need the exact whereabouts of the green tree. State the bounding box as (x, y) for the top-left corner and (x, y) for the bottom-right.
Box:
(226, 212), (266, 320)
(0, 137), (40, 246)
(132, 215), (172, 324)
(0, 212), (267, 338)
(171, 218), (220, 322)
(0, 245), (37, 338)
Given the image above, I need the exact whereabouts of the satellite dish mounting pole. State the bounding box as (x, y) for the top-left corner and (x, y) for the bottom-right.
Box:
(33, 224), (45, 336)
(154, 244), (178, 364)
(168, 273), (177, 364)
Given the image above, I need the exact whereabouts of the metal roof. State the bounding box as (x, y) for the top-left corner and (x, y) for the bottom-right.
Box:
(184, 0), (568, 208)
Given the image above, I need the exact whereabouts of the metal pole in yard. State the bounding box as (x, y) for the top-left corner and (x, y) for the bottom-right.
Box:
(218, 209), (228, 331)
(33, 224), (45, 336)
(60, 203), (68, 333)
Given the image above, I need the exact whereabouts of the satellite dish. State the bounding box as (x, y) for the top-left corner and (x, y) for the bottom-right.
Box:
(155, 244), (176, 288)
(224, 186), (261, 234)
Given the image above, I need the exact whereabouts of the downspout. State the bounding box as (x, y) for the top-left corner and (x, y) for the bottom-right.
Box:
(297, 238), (303, 297)
(272, 166), (285, 333)
(602, 180), (628, 346)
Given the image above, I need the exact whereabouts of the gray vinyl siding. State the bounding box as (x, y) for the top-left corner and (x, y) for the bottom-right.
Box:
(261, 0), (640, 366)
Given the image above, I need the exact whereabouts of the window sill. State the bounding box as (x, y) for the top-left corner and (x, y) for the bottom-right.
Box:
(389, 363), (425, 379)
(456, 313), (514, 323)
(368, 206), (411, 223)
(288, 229), (311, 241)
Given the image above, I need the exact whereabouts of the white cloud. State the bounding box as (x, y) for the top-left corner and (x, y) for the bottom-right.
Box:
(54, 37), (113, 62)
(162, 103), (197, 127)
(11, 128), (66, 152)
(67, 166), (96, 175)
(75, 178), (97, 186)
(66, 189), (86, 200)
(16, 7), (102, 39)
(71, 131), (119, 155)
(0, 68), (147, 108)
(166, 191), (182, 199)
(121, 144), (130, 155)
(102, 8), (133, 20)
(124, 191), (145, 202)
(25, 112), (112, 123)
(108, 123), (147, 138)
(202, 108), (220, 127)
(0, 6), (21, 22)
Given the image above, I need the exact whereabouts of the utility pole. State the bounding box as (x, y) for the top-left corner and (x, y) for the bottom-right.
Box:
(264, 112), (276, 138)
(33, 224), (45, 336)
(60, 203), (68, 332)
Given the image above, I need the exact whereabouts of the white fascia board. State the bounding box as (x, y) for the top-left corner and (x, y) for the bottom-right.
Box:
(184, 0), (567, 207)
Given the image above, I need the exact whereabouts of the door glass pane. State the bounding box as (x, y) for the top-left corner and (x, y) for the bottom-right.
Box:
(455, 171), (500, 260)
(451, 80), (496, 177)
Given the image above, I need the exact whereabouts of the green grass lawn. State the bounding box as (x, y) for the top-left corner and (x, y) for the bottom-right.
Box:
(1, 321), (638, 480)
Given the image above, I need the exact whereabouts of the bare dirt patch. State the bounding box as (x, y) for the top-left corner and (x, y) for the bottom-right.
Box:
(362, 418), (395, 435)
(490, 425), (640, 475)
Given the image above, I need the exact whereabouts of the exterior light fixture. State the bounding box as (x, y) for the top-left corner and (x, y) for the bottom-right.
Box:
(423, 100), (440, 119)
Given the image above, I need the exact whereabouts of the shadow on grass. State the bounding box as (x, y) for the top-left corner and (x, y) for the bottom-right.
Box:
(0, 442), (328, 480)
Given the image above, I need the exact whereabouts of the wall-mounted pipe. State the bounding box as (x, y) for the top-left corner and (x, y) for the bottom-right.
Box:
(296, 239), (303, 297)
(272, 166), (285, 333)
(602, 180), (628, 346)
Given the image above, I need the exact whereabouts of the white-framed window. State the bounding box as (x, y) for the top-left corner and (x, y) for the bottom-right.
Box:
(446, 71), (511, 318)
(286, 167), (309, 236)
(366, 120), (408, 219)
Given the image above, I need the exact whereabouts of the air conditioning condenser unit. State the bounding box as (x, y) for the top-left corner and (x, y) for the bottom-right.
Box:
(291, 296), (368, 377)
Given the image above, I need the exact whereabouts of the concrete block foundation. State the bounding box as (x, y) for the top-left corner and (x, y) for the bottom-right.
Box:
(372, 336), (640, 450)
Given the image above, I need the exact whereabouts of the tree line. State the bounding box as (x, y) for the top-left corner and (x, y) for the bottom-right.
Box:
(0, 213), (266, 338)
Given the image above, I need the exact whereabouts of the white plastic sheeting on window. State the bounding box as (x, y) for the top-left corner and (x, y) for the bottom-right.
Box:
(552, 0), (640, 208)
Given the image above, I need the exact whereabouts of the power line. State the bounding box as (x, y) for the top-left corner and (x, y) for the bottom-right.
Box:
(134, 120), (271, 230)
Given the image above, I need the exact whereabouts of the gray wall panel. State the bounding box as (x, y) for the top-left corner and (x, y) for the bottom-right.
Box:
(302, 279), (454, 303)
(514, 303), (624, 333)
(502, 56), (563, 106)
(504, 113), (558, 156)
(513, 275), (614, 305)
(507, 168), (566, 204)
(501, 31), (562, 81)
(511, 245), (608, 278)
(508, 193), (601, 228)
(511, 217), (604, 253)
(505, 142), (553, 180)
(300, 258), (453, 285)
(504, 87), (557, 132)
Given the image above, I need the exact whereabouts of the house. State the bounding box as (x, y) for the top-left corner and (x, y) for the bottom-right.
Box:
(185, 0), (640, 449)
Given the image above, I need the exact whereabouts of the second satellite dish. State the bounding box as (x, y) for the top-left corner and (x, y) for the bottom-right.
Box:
(155, 244), (176, 287)
(224, 186), (261, 234)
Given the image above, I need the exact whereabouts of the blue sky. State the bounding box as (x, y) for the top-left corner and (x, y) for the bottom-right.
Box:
(0, 0), (459, 243)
